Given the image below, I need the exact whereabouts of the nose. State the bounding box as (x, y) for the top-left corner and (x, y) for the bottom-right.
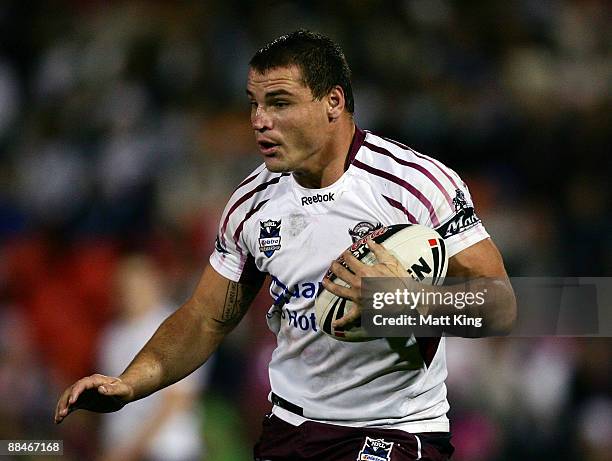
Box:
(251, 105), (272, 132)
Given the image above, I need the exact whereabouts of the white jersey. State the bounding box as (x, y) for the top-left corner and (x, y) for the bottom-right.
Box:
(210, 128), (489, 432)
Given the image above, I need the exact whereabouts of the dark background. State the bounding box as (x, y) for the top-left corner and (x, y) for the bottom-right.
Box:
(0, 1), (610, 460)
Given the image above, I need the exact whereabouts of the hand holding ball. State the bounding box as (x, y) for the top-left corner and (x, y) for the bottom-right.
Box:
(315, 224), (448, 341)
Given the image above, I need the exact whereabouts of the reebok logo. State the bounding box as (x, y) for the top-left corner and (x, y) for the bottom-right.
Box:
(301, 192), (335, 206)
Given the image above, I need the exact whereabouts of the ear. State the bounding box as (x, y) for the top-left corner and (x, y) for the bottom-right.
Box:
(326, 86), (345, 121)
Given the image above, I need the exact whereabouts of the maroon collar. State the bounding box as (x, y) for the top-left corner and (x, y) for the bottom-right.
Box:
(343, 126), (366, 171)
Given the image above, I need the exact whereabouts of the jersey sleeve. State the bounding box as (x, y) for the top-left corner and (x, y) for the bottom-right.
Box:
(418, 166), (489, 258)
(209, 199), (252, 283)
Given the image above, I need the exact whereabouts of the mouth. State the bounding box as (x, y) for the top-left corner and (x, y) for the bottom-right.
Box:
(257, 140), (281, 156)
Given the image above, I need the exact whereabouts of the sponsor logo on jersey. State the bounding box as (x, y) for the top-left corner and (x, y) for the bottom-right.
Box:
(301, 192), (335, 206)
(270, 276), (321, 307)
(349, 221), (383, 243)
(259, 219), (282, 257)
(267, 276), (322, 332)
(267, 306), (319, 332)
(357, 437), (394, 461)
(436, 188), (481, 238)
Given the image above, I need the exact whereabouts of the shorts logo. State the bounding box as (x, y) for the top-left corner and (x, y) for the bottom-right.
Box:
(259, 219), (281, 257)
(357, 437), (394, 461)
(349, 221), (383, 243)
(301, 192), (335, 206)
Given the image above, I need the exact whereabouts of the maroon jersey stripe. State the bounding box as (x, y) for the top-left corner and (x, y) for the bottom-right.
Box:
(343, 126), (367, 171)
(221, 173), (289, 244)
(234, 167), (265, 191)
(353, 159), (440, 226)
(381, 194), (418, 224)
(382, 137), (460, 190)
(232, 199), (269, 249)
(365, 141), (453, 207)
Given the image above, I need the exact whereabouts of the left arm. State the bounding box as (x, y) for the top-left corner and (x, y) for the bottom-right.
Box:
(325, 237), (516, 337)
(437, 237), (516, 335)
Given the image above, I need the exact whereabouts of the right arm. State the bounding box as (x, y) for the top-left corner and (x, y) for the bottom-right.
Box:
(54, 263), (262, 423)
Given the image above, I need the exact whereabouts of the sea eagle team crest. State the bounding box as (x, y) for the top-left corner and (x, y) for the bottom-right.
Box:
(259, 219), (282, 257)
(357, 437), (394, 461)
(349, 221), (383, 243)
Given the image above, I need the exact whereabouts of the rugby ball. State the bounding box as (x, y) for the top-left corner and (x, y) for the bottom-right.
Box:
(315, 224), (448, 342)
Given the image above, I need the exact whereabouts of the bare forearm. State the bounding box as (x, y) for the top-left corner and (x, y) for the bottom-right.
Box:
(119, 302), (223, 401)
(54, 265), (261, 424)
(118, 269), (259, 402)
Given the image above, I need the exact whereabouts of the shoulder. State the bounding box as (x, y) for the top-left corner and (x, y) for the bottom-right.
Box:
(225, 164), (291, 214)
(219, 164), (290, 233)
(232, 163), (289, 196)
(354, 131), (462, 199)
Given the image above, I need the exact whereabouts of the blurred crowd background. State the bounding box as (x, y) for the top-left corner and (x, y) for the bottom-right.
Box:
(0, 0), (610, 460)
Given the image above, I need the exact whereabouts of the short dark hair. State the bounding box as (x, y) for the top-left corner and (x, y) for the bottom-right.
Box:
(249, 30), (354, 114)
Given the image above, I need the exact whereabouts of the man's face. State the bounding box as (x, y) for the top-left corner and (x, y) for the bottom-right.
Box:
(246, 65), (331, 173)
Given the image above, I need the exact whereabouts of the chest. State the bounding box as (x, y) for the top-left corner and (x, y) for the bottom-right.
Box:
(244, 187), (406, 286)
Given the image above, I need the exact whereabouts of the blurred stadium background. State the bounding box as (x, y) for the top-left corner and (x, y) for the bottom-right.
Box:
(0, 1), (610, 460)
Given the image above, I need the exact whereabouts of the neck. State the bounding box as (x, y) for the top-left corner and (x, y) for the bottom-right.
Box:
(293, 120), (356, 189)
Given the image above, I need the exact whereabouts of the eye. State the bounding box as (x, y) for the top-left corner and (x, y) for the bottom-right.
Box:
(273, 101), (289, 108)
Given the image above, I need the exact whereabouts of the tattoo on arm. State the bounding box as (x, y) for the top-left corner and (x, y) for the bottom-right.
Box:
(216, 281), (251, 326)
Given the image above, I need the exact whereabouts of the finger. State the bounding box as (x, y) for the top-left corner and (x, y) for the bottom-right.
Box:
(55, 392), (80, 423)
(342, 250), (366, 274)
(367, 241), (408, 278)
(55, 388), (72, 423)
(366, 239), (392, 263)
(68, 380), (92, 406)
(54, 390), (66, 420)
(333, 305), (361, 328)
(68, 375), (112, 405)
(330, 261), (358, 286)
(57, 385), (77, 418)
(56, 384), (84, 423)
(322, 278), (357, 302)
(55, 376), (128, 424)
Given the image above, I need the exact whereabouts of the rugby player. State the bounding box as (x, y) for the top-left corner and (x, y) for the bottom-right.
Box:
(55, 30), (516, 461)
